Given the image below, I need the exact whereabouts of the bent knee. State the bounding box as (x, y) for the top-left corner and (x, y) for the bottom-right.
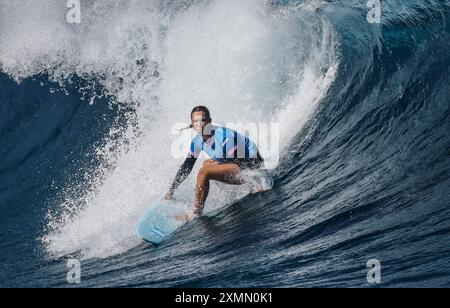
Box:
(198, 167), (211, 181)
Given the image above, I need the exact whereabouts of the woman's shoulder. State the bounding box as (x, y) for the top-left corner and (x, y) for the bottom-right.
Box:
(215, 126), (236, 135)
(191, 133), (202, 144)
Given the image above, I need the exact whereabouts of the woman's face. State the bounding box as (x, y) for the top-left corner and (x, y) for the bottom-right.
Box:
(191, 111), (212, 135)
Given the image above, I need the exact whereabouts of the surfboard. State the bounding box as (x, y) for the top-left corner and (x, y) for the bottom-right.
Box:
(137, 200), (189, 244)
(137, 170), (273, 244)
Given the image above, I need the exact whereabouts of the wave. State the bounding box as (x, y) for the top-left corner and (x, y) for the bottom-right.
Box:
(1, 0), (338, 259)
(1, 0), (449, 287)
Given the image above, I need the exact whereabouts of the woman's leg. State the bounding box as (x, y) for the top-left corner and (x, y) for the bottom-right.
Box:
(193, 163), (243, 215)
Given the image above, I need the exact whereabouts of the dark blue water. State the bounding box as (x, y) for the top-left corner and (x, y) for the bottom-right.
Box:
(1, 0), (450, 287)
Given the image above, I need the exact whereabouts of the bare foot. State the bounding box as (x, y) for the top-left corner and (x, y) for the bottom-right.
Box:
(252, 186), (266, 193)
(175, 214), (196, 222)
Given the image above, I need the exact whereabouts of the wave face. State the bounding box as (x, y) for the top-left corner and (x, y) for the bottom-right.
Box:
(1, 0), (449, 287)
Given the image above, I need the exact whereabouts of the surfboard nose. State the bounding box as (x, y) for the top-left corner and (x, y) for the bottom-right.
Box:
(137, 201), (188, 244)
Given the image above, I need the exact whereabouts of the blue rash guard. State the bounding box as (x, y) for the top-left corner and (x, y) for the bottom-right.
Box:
(167, 126), (264, 196)
(188, 126), (261, 163)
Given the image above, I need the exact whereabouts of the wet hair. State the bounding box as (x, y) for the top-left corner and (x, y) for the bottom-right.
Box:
(191, 106), (211, 120)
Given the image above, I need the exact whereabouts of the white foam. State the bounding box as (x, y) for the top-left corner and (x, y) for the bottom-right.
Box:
(0, 0), (338, 259)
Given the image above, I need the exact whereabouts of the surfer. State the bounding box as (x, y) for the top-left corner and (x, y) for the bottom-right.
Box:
(163, 106), (264, 221)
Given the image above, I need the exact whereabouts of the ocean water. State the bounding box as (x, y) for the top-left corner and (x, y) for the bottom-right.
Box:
(0, 0), (449, 287)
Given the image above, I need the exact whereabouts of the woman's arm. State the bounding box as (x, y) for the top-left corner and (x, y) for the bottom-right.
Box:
(164, 157), (197, 199)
